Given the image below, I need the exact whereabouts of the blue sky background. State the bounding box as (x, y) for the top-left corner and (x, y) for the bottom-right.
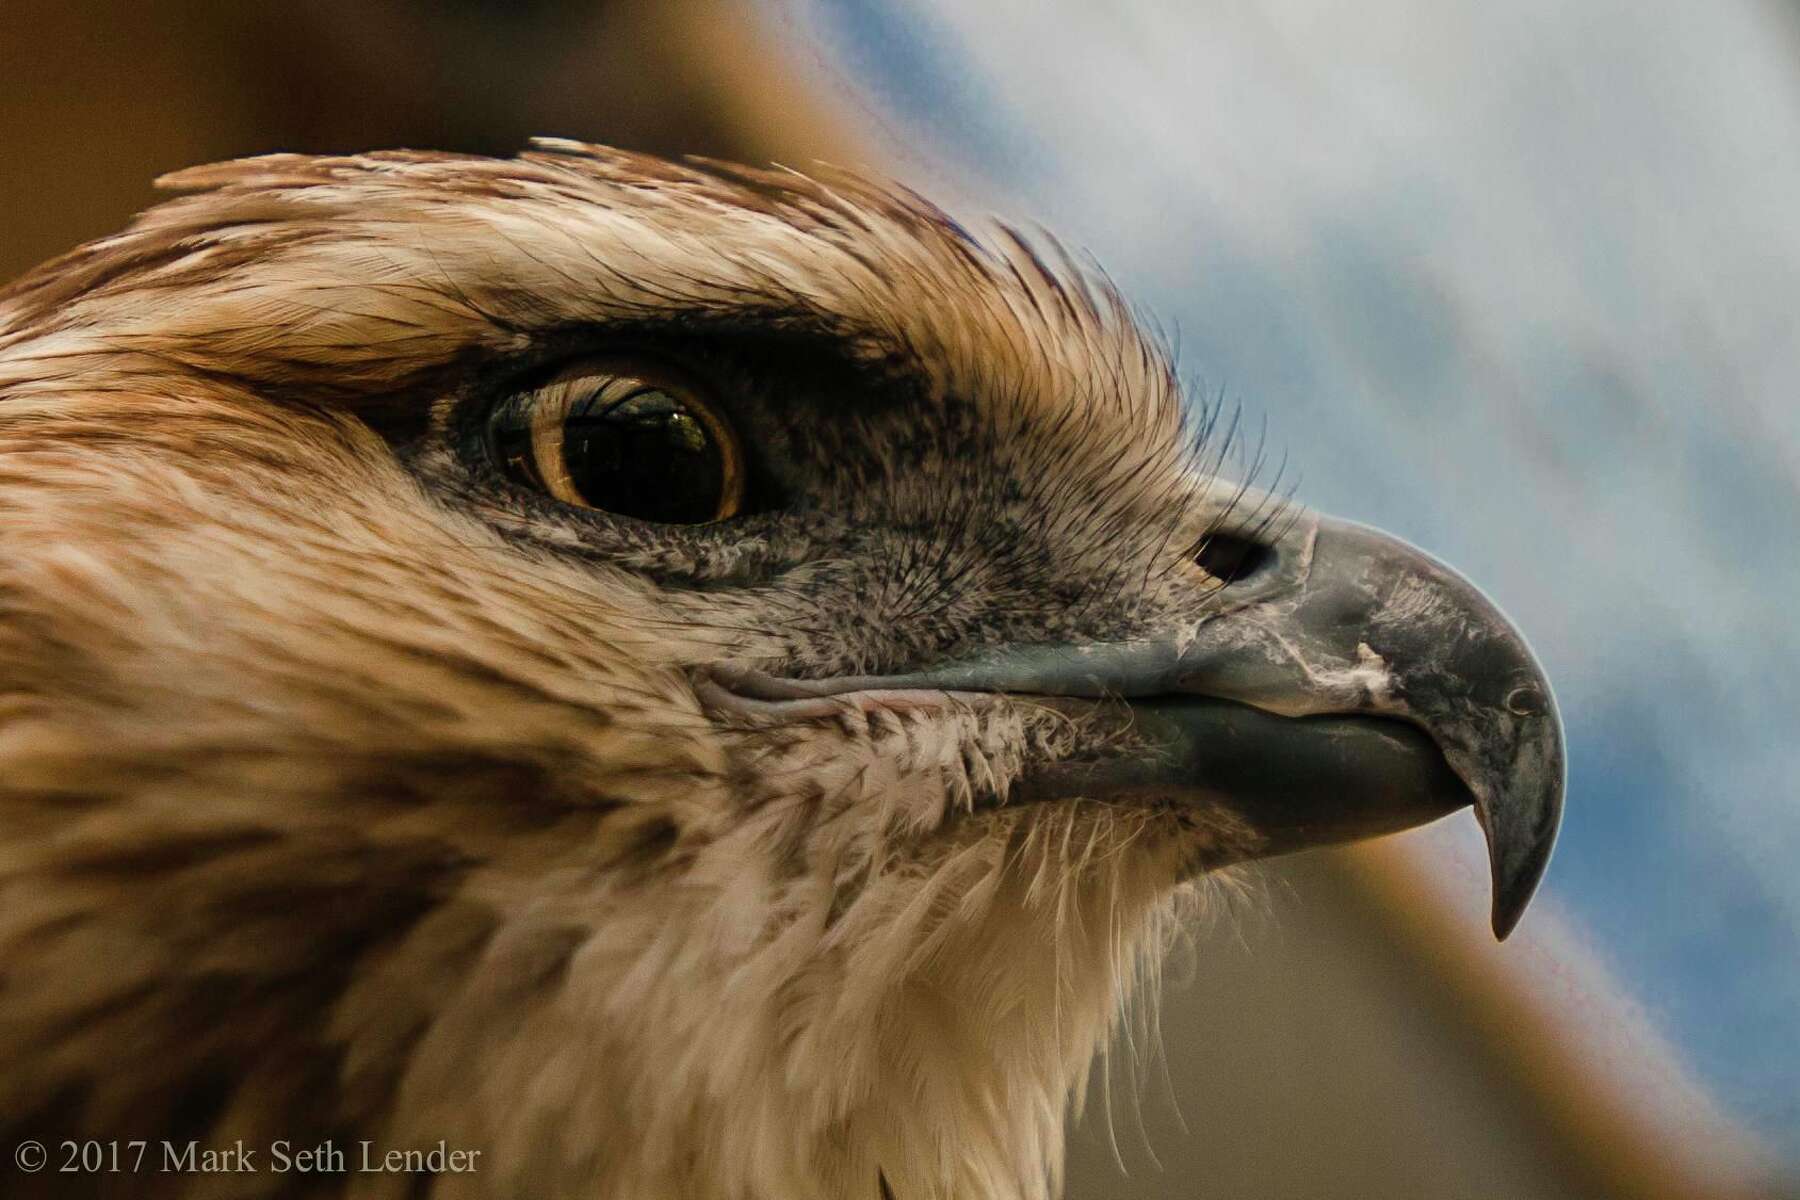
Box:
(777, 0), (1800, 1161)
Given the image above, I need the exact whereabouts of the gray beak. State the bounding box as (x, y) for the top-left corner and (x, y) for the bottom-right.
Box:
(731, 513), (1564, 940)
(1184, 515), (1563, 939)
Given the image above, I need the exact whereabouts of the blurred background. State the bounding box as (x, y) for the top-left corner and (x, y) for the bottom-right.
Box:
(4, 1), (1795, 1196)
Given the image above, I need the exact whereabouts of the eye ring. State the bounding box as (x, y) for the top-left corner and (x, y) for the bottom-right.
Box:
(488, 358), (747, 525)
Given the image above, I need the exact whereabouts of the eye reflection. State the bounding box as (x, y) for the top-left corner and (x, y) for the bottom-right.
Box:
(489, 362), (745, 524)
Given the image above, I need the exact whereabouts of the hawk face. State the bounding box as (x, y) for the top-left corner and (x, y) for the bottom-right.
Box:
(0, 143), (1561, 1199)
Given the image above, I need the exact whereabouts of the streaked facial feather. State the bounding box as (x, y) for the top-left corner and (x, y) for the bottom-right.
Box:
(0, 142), (1258, 1200)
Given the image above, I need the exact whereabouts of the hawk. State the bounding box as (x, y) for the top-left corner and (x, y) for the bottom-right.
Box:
(0, 142), (1562, 1199)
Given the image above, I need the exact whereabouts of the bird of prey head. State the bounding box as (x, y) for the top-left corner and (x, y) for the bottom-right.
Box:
(0, 141), (1562, 1199)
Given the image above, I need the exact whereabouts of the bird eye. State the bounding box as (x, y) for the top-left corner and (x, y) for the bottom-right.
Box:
(487, 360), (746, 524)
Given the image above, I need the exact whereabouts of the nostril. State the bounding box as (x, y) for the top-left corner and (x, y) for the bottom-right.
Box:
(1505, 684), (1546, 716)
(1194, 533), (1274, 585)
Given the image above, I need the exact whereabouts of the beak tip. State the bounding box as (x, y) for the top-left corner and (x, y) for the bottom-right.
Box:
(1491, 889), (1531, 941)
(1480, 764), (1564, 942)
(1490, 870), (1544, 940)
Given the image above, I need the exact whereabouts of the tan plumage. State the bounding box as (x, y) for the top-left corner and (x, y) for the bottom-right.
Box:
(0, 140), (1560, 1199)
(0, 143), (1225, 1200)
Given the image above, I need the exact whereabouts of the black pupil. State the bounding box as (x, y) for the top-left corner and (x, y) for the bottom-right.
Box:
(500, 386), (727, 523)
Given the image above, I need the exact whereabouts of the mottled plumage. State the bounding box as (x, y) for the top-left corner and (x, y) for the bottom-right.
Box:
(0, 141), (1561, 1199)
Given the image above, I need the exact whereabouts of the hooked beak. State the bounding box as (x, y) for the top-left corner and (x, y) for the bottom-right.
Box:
(717, 513), (1565, 940)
